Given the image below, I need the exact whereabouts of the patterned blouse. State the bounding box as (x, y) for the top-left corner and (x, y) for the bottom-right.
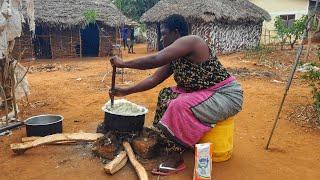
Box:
(170, 48), (230, 92)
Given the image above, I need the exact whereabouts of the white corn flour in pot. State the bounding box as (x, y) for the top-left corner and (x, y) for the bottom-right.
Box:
(102, 99), (148, 116)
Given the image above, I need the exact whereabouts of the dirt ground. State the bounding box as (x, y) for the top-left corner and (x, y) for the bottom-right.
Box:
(0, 44), (320, 180)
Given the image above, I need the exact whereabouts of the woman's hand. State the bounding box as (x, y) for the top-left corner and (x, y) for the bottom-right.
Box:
(110, 56), (126, 68)
(109, 87), (130, 97)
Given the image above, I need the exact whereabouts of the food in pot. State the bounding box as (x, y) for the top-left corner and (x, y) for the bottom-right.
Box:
(102, 99), (148, 116)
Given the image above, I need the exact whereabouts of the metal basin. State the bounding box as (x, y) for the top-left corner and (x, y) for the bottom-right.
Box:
(25, 115), (63, 137)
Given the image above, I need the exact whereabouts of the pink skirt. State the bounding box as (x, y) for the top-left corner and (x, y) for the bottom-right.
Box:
(158, 76), (236, 147)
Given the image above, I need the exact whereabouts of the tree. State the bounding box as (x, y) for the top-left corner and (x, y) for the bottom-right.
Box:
(289, 15), (308, 48)
(112, 0), (160, 21)
(274, 16), (288, 49)
(274, 15), (308, 49)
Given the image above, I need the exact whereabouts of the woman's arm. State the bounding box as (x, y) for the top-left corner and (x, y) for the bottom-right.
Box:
(111, 36), (195, 70)
(110, 64), (172, 97)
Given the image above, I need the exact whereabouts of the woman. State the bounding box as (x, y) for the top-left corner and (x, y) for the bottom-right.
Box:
(110, 14), (243, 175)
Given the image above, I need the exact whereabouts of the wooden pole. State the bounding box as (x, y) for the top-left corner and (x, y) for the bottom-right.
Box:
(49, 32), (53, 59)
(264, 29), (267, 44)
(266, 45), (304, 150)
(99, 30), (102, 57)
(60, 34), (63, 58)
(18, 38), (21, 57)
(0, 85), (9, 126)
(111, 66), (116, 107)
(70, 30), (73, 57)
(30, 33), (34, 59)
(79, 29), (82, 58)
(11, 65), (17, 119)
(110, 66), (117, 107)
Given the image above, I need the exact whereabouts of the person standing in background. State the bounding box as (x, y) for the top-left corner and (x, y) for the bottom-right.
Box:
(128, 27), (135, 54)
(121, 27), (129, 50)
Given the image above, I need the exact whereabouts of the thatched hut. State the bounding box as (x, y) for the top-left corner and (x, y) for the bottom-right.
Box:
(140, 0), (271, 53)
(13, 0), (127, 59)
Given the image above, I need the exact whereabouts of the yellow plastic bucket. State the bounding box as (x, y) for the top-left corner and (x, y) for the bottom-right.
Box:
(199, 117), (234, 162)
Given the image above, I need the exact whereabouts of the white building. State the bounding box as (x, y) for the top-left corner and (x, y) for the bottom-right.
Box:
(250, 0), (309, 30)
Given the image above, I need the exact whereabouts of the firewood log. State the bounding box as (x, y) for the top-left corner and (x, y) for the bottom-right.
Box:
(104, 151), (128, 175)
(21, 136), (76, 144)
(11, 133), (103, 154)
(21, 137), (40, 142)
(123, 141), (148, 180)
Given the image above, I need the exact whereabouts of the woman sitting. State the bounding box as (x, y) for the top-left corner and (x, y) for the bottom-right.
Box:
(109, 14), (243, 175)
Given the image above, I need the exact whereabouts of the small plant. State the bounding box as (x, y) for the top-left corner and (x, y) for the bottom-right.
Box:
(313, 46), (320, 61)
(303, 70), (320, 123)
(310, 62), (319, 66)
(84, 10), (98, 25)
(244, 44), (274, 61)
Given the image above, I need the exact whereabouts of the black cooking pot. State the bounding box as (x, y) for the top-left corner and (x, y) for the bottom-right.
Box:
(102, 102), (148, 132)
(25, 115), (63, 137)
(104, 112), (146, 132)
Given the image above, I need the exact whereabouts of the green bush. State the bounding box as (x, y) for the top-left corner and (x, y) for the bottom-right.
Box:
(303, 70), (320, 122)
(274, 15), (308, 49)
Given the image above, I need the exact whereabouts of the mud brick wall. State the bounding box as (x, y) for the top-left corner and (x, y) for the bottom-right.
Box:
(146, 21), (262, 54)
(99, 25), (116, 57)
(12, 27), (34, 60)
(12, 25), (119, 59)
(50, 29), (80, 59)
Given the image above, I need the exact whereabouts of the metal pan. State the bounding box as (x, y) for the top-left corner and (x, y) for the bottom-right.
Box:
(0, 114), (63, 137)
(24, 114), (63, 137)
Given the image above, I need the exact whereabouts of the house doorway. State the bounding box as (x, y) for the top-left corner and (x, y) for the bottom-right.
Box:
(34, 26), (52, 59)
(81, 23), (100, 57)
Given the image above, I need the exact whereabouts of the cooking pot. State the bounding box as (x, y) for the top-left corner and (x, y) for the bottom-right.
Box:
(24, 114), (63, 137)
(102, 101), (148, 132)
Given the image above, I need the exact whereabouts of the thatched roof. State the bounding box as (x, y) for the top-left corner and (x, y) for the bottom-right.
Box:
(127, 19), (140, 27)
(140, 0), (271, 24)
(30, 0), (127, 28)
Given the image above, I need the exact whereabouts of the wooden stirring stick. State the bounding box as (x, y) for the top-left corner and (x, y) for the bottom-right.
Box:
(110, 66), (116, 107)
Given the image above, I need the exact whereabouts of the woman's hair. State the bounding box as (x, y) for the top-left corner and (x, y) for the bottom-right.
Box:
(162, 14), (189, 37)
